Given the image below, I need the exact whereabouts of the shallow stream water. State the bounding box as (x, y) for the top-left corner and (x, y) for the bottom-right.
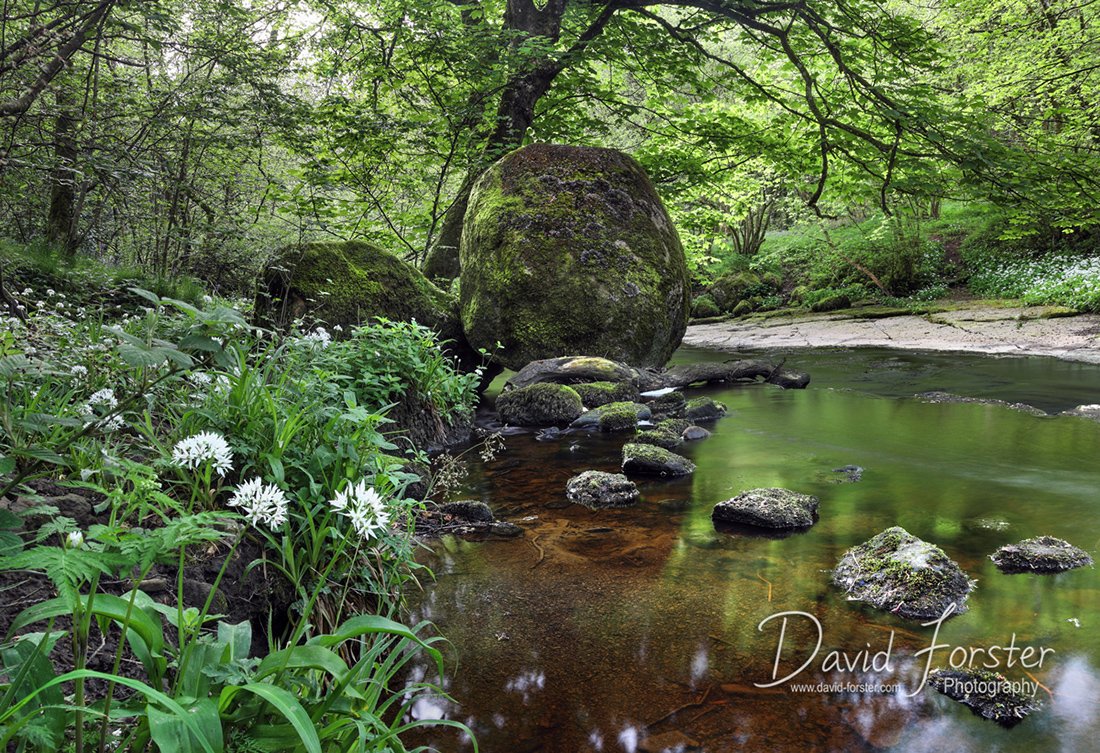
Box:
(409, 347), (1100, 753)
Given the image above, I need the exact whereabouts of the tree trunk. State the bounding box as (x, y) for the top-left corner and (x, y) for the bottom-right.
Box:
(46, 89), (79, 256)
(421, 0), (567, 282)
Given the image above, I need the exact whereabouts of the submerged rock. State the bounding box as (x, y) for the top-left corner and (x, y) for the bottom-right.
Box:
(916, 391), (1047, 416)
(440, 500), (494, 523)
(565, 471), (640, 509)
(459, 143), (691, 369)
(622, 443), (695, 477)
(711, 488), (819, 530)
(684, 396), (727, 421)
(496, 383), (583, 426)
(929, 668), (1040, 728)
(990, 536), (1093, 573)
(1061, 403), (1100, 422)
(832, 464), (864, 482)
(832, 527), (974, 620)
(681, 425), (711, 441)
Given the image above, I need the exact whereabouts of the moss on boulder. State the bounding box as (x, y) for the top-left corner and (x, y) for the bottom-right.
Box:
(684, 396), (727, 422)
(496, 383), (584, 427)
(708, 270), (762, 312)
(572, 381), (640, 408)
(712, 488), (819, 530)
(258, 240), (454, 332)
(571, 401), (652, 429)
(459, 144), (691, 369)
(621, 443), (695, 477)
(565, 471), (640, 509)
(692, 294), (721, 318)
(810, 293), (851, 313)
(634, 428), (684, 450)
(832, 527), (974, 621)
(990, 536), (1093, 573)
(599, 403), (641, 432)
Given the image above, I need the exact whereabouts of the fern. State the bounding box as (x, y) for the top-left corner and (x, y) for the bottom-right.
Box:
(0, 546), (128, 605)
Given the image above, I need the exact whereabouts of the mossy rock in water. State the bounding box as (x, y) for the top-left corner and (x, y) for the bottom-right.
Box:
(832, 527), (974, 621)
(684, 396), (727, 422)
(990, 536), (1093, 573)
(622, 443), (695, 477)
(634, 428), (683, 450)
(572, 381), (640, 408)
(657, 418), (693, 436)
(565, 471), (640, 509)
(712, 488), (818, 530)
(708, 270), (762, 312)
(459, 143), (690, 369)
(645, 391), (687, 420)
(506, 356), (643, 390)
(692, 294), (720, 319)
(571, 401), (652, 429)
(929, 668), (1040, 728)
(810, 293), (851, 313)
(496, 383), (583, 427)
(440, 500), (494, 523)
(599, 403), (640, 432)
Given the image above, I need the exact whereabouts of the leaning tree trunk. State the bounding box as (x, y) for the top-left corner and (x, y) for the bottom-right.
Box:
(422, 0), (568, 282)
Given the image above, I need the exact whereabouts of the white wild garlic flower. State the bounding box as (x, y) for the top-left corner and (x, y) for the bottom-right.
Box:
(80, 388), (124, 430)
(171, 431), (234, 477)
(228, 478), (289, 530)
(67, 530), (84, 548)
(329, 481), (390, 542)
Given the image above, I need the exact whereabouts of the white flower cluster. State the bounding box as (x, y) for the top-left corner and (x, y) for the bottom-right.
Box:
(171, 431), (234, 477)
(80, 388), (124, 430)
(329, 481), (390, 541)
(296, 327), (332, 348)
(228, 478), (289, 530)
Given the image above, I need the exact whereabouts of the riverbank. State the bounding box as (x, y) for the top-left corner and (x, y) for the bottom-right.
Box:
(684, 303), (1100, 363)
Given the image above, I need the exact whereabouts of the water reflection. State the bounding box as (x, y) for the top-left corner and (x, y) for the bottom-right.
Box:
(408, 348), (1100, 752)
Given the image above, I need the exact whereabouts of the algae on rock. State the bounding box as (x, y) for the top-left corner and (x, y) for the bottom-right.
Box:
(459, 144), (691, 369)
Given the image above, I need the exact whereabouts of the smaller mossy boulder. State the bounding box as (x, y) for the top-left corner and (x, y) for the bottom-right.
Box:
(833, 527), (973, 620)
(496, 383), (583, 427)
(566, 471), (640, 509)
(810, 293), (851, 313)
(712, 488), (819, 530)
(634, 428), (684, 450)
(708, 270), (763, 312)
(692, 294), (721, 319)
(929, 668), (1040, 728)
(257, 240), (454, 331)
(622, 443), (695, 477)
(440, 500), (494, 523)
(572, 381), (640, 408)
(684, 396), (727, 422)
(571, 401), (652, 429)
(599, 403), (641, 432)
(731, 300), (753, 317)
(990, 536), (1093, 574)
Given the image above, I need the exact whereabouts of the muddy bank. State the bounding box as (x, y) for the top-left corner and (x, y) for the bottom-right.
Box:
(684, 304), (1100, 363)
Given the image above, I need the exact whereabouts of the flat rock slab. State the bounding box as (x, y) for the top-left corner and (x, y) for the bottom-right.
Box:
(712, 488), (819, 529)
(565, 471), (640, 509)
(832, 526), (974, 621)
(929, 668), (1040, 728)
(684, 305), (1100, 363)
(622, 443), (695, 477)
(990, 536), (1093, 573)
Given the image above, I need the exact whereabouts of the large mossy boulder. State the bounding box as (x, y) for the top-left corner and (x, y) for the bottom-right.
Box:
(832, 527), (974, 621)
(566, 471), (640, 509)
(459, 144), (691, 370)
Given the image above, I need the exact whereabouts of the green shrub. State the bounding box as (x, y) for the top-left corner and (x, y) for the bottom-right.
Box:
(691, 294), (720, 318)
